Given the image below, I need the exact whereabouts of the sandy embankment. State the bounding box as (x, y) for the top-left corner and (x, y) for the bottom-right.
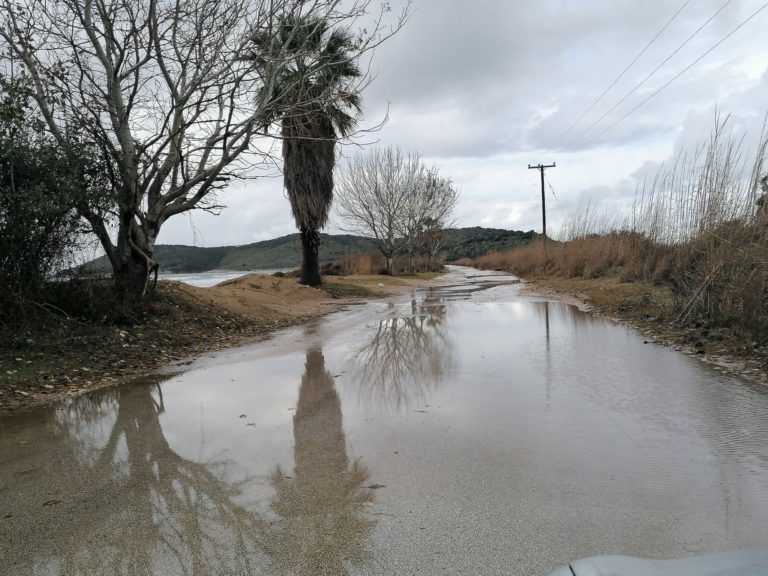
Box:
(0, 273), (443, 414)
(181, 272), (433, 322)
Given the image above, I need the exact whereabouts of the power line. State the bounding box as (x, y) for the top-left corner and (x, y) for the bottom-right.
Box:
(565, 0), (734, 149)
(546, 174), (557, 200)
(547, 0), (691, 152)
(585, 1), (768, 146)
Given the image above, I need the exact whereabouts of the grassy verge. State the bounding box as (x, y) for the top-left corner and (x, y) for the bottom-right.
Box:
(322, 281), (372, 299)
(323, 268), (447, 290)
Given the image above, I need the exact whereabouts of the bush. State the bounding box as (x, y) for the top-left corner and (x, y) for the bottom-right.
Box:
(341, 252), (386, 275)
(340, 251), (444, 275)
(0, 74), (85, 321)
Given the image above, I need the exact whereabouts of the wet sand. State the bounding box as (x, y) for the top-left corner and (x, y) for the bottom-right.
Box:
(2, 267), (768, 575)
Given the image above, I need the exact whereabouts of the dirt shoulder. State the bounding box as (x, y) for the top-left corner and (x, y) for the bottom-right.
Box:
(0, 272), (440, 415)
(521, 273), (768, 385)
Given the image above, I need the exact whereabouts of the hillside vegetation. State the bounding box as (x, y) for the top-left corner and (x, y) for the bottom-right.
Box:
(83, 228), (535, 274)
(220, 234), (378, 270)
(441, 227), (534, 260)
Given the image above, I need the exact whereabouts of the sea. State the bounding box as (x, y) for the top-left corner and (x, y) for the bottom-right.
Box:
(158, 269), (290, 288)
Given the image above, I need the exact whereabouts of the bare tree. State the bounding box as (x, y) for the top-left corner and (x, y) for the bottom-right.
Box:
(402, 171), (457, 268)
(335, 146), (457, 273)
(0, 0), (404, 298)
(349, 296), (452, 411)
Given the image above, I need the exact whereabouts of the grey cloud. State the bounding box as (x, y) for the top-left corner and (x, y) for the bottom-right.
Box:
(158, 179), (293, 247)
(158, 0), (768, 245)
(363, 0), (768, 158)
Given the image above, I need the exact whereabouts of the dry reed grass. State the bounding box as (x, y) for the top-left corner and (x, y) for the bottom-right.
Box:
(341, 252), (442, 275)
(471, 115), (768, 335)
(341, 252), (385, 275)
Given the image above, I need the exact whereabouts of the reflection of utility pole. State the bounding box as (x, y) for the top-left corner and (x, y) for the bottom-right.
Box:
(543, 301), (551, 410)
(528, 163), (556, 238)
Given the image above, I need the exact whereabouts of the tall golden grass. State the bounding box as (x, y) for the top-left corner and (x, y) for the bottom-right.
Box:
(471, 116), (768, 334)
(341, 252), (385, 275)
(341, 252), (442, 275)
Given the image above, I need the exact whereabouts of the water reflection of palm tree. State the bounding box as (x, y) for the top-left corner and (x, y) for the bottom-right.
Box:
(11, 356), (376, 575)
(351, 295), (453, 410)
(264, 349), (375, 576)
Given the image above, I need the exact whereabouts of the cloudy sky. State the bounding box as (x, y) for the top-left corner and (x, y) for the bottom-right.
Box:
(158, 0), (768, 247)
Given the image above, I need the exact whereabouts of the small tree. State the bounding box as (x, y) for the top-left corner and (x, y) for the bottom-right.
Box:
(402, 172), (457, 269)
(416, 216), (449, 264)
(335, 147), (458, 273)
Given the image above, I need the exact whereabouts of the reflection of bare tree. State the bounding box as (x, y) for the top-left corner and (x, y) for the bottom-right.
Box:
(20, 381), (262, 575)
(263, 349), (375, 576)
(351, 296), (453, 410)
(93, 383), (258, 574)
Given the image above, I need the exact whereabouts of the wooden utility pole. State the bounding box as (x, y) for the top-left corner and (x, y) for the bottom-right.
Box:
(528, 162), (556, 238)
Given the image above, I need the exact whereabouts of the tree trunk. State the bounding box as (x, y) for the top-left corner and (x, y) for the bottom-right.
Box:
(103, 215), (159, 300)
(299, 227), (322, 286)
(113, 249), (152, 299)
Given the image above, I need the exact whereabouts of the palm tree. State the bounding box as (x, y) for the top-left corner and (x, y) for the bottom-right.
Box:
(250, 15), (362, 286)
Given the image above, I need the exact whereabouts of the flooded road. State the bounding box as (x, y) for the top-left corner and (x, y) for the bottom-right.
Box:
(2, 267), (768, 575)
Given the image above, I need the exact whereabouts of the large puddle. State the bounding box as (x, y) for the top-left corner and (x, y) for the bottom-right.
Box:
(2, 267), (768, 575)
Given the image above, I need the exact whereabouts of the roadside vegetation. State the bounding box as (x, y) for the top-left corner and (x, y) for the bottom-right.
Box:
(0, 74), (90, 321)
(464, 118), (768, 368)
(337, 252), (444, 275)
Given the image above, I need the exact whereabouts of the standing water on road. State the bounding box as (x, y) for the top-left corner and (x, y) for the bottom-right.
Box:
(2, 267), (768, 575)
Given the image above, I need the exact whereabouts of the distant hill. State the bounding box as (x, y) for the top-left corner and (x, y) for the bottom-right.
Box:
(83, 228), (534, 274)
(148, 245), (231, 273)
(83, 233), (379, 273)
(217, 233), (378, 270)
(440, 227), (534, 260)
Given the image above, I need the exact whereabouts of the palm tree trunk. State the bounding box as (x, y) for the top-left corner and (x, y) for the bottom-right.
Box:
(299, 227), (322, 286)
